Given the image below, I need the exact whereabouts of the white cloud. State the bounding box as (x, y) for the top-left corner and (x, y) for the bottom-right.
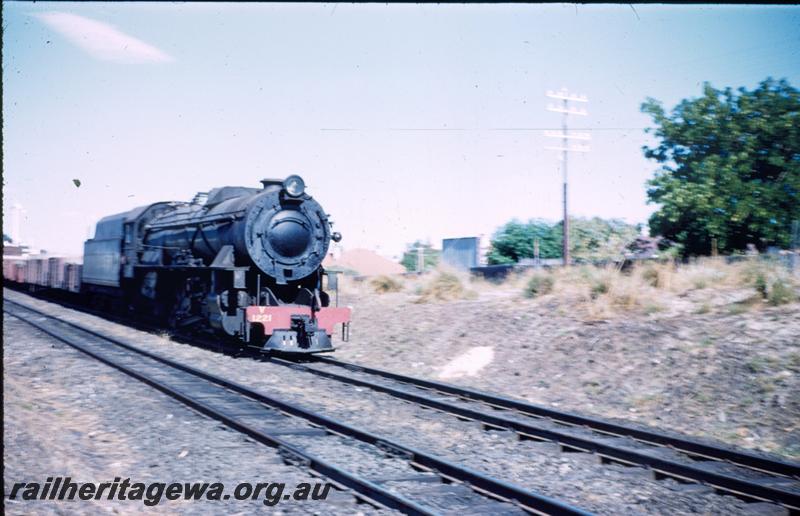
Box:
(34, 12), (173, 63)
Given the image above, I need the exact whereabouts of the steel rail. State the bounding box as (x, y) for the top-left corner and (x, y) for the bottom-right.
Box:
(270, 357), (800, 511)
(3, 299), (590, 516)
(3, 301), (432, 515)
(316, 357), (800, 478)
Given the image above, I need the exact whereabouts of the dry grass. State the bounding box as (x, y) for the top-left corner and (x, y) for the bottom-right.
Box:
(737, 261), (798, 305)
(523, 273), (555, 298)
(336, 273), (402, 298)
(339, 256), (798, 318)
(415, 268), (477, 303)
(769, 279), (797, 306)
(370, 275), (405, 294)
(514, 258), (798, 320)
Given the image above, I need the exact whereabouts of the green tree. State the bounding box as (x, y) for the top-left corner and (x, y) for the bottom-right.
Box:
(400, 241), (440, 272)
(487, 218), (640, 264)
(487, 219), (561, 264)
(641, 78), (800, 256)
(570, 217), (642, 262)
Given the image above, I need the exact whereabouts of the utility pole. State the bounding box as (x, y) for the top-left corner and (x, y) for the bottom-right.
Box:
(545, 88), (590, 266)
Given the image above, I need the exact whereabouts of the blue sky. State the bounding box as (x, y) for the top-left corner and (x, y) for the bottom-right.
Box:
(3, 3), (800, 258)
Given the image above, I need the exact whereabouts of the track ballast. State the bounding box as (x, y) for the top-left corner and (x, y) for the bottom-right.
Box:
(271, 357), (800, 512)
(3, 298), (589, 516)
(5, 288), (800, 513)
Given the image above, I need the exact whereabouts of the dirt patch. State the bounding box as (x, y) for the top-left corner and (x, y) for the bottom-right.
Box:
(437, 346), (495, 379)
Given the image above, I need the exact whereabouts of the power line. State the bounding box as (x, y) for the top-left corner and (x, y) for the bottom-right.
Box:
(492, 127), (645, 131)
(320, 127), (647, 132)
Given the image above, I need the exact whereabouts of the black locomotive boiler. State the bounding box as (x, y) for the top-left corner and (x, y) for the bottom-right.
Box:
(81, 175), (350, 353)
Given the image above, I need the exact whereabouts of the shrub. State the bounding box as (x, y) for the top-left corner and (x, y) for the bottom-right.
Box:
(641, 267), (660, 288)
(590, 280), (609, 299)
(524, 274), (555, 298)
(370, 275), (404, 294)
(611, 291), (639, 310)
(768, 279), (796, 306)
(644, 303), (664, 314)
(754, 272), (769, 299)
(417, 272), (471, 302)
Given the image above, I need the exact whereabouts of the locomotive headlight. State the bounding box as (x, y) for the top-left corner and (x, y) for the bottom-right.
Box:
(283, 175), (306, 197)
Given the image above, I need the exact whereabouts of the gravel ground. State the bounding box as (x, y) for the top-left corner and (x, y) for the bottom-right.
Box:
(4, 289), (791, 515)
(3, 304), (388, 515)
(334, 288), (800, 461)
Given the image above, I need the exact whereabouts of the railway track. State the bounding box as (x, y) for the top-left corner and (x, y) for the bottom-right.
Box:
(268, 356), (800, 513)
(5, 289), (800, 513)
(3, 298), (589, 516)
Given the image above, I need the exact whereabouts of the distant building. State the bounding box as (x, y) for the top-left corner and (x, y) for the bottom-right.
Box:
(442, 237), (479, 270)
(322, 248), (405, 277)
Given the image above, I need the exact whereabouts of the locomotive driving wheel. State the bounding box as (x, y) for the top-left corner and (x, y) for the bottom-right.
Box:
(166, 276), (204, 329)
(166, 288), (191, 329)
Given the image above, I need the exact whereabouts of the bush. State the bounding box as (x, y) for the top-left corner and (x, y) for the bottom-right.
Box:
(754, 272), (769, 299)
(524, 274), (555, 298)
(400, 241), (440, 272)
(488, 217), (640, 264)
(610, 291), (639, 310)
(644, 303), (664, 314)
(768, 279), (796, 306)
(590, 280), (610, 299)
(370, 275), (404, 294)
(417, 272), (470, 302)
(642, 267), (660, 288)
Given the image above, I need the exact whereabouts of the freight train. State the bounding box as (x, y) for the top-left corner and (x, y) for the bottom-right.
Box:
(3, 176), (350, 354)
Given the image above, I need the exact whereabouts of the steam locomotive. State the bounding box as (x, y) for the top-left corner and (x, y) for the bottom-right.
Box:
(6, 176), (351, 354)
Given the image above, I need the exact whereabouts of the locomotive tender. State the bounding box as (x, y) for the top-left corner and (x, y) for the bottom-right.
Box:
(8, 176), (350, 354)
